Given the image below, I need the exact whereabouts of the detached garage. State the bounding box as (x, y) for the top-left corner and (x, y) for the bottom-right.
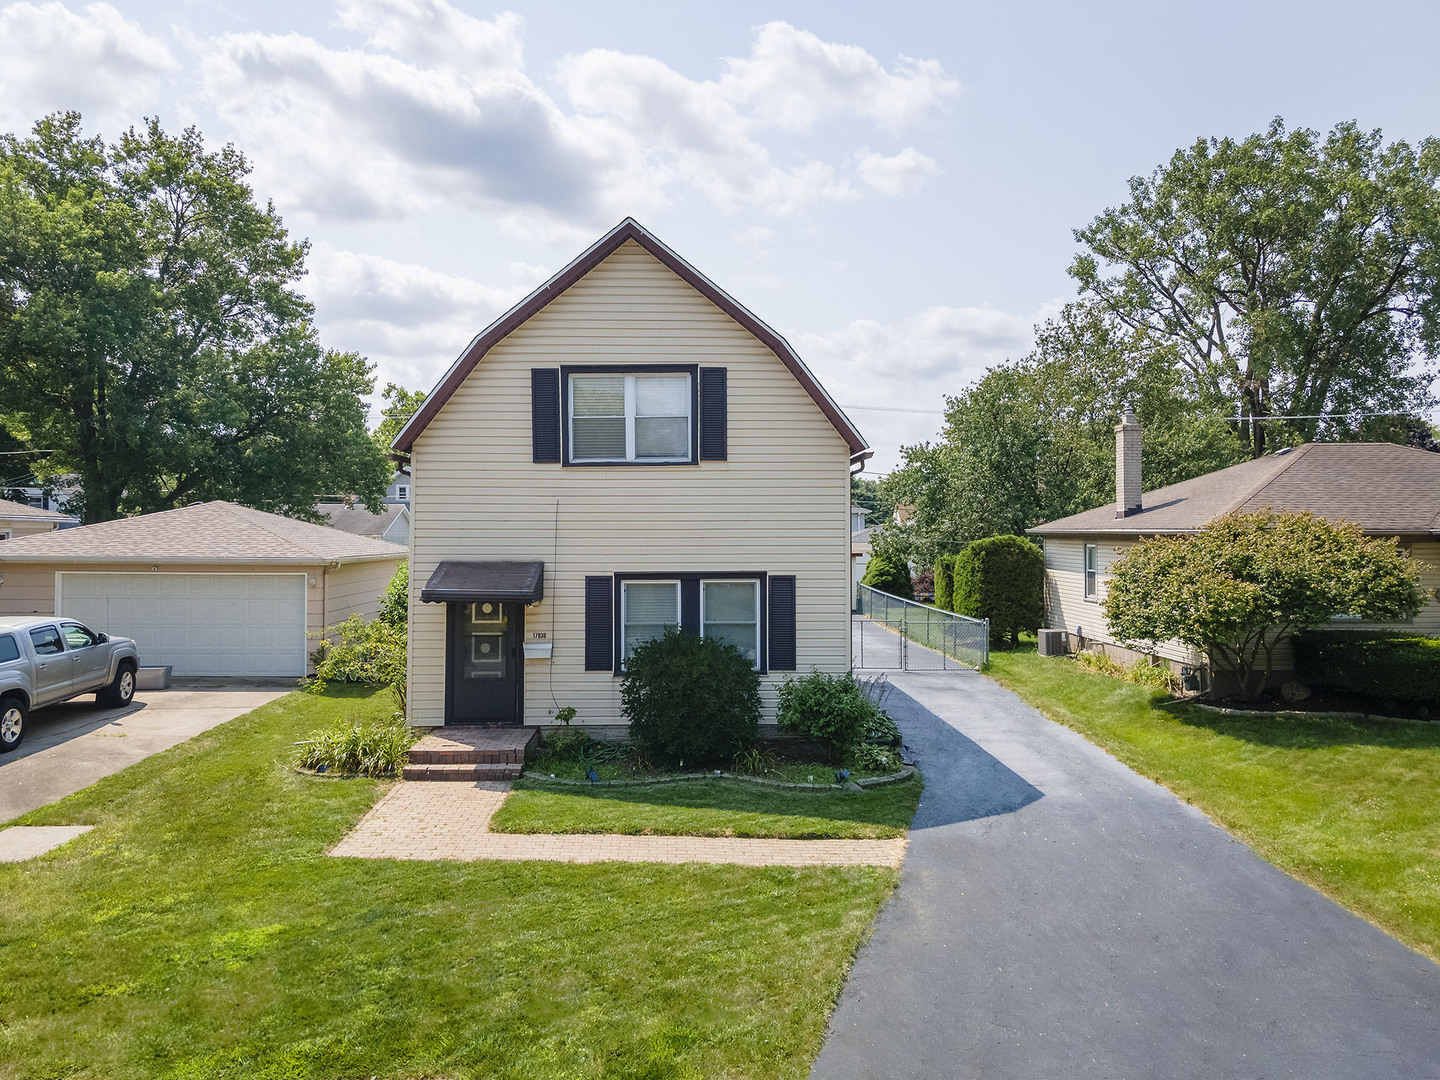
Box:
(0, 501), (406, 677)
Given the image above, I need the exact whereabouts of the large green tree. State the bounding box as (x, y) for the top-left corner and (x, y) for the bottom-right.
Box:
(0, 113), (389, 523)
(1072, 119), (1440, 456)
(373, 383), (426, 453)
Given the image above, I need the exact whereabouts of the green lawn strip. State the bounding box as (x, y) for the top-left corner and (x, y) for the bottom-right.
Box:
(491, 775), (922, 839)
(0, 687), (897, 1079)
(987, 649), (1440, 962)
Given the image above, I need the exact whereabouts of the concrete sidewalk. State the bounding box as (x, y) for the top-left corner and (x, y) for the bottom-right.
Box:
(812, 669), (1440, 1080)
(0, 682), (289, 822)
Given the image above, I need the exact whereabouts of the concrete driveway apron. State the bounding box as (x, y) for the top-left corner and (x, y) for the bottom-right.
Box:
(813, 669), (1440, 1080)
(0, 681), (288, 822)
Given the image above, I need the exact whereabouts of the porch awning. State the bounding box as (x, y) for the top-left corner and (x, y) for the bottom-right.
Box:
(419, 560), (544, 604)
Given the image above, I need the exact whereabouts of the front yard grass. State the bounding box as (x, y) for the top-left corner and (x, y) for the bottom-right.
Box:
(490, 775), (921, 839)
(988, 647), (1440, 961)
(0, 687), (898, 1079)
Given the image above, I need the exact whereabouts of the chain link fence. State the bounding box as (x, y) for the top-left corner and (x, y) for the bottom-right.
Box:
(854, 584), (989, 671)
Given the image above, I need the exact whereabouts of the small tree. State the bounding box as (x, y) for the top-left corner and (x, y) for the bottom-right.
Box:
(952, 535), (1045, 647)
(1104, 510), (1427, 699)
(378, 561), (408, 627)
(862, 552), (914, 600)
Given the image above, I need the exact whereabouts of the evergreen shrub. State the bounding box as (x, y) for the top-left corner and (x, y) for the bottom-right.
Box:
(952, 535), (1045, 648)
(620, 630), (760, 764)
(862, 552), (914, 600)
(1293, 632), (1440, 704)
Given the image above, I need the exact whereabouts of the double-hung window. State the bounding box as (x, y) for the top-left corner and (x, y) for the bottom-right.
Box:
(701, 580), (761, 668)
(1083, 543), (1099, 601)
(621, 580), (681, 664)
(570, 372), (692, 463)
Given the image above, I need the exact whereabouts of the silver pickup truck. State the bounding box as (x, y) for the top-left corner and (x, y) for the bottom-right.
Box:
(0, 616), (139, 753)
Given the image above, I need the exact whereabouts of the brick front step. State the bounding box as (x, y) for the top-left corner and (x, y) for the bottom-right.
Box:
(408, 747), (525, 765)
(405, 727), (537, 772)
(402, 763), (522, 782)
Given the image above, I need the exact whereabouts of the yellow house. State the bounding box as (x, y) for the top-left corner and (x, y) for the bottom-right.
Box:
(0, 502), (75, 540)
(393, 219), (871, 731)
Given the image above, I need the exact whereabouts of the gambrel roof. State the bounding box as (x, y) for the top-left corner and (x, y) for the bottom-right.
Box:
(392, 218), (869, 458)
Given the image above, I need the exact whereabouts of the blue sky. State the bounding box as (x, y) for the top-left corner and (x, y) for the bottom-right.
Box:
(4, 0), (1438, 470)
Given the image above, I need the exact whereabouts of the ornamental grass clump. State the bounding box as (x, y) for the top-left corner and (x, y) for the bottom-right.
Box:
(294, 712), (416, 777)
(620, 629), (761, 765)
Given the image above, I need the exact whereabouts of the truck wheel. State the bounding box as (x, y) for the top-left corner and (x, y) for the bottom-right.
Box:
(0, 696), (24, 753)
(102, 663), (137, 708)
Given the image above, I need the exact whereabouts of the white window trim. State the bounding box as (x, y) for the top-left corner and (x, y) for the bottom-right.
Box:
(1083, 543), (1099, 601)
(395, 485), (409, 500)
(568, 372), (692, 464)
(620, 579), (681, 666)
(700, 578), (762, 669)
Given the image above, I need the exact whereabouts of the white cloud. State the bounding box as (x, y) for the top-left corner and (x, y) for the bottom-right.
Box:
(196, 3), (953, 228)
(0, 2), (176, 134)
(794, 300), (1064, 473)
(306, 243), (529, 391)
(856, 147), (940, 196)
(720, 22), (960, 132)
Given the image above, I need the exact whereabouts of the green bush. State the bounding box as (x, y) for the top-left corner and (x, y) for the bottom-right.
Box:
(934, 555), (957, 611)
(620, 630), (761, 764)
(862, 552), (914, 600)
(294, 712), (416, 777)
(378, 561), (408, 627)
(952, 535), (1045, 648)
(777, 670), (882, 765)
(1294, 632), (1440, 704)
(308, 614), (406, 695)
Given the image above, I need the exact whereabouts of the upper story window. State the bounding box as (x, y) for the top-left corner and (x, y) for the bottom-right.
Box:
(395, 485), (410, 500)
(569, 371), (693, 464)
(1083, 543), (1099, 601)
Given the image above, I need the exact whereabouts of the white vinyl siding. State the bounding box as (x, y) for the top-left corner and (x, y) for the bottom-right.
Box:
(407, 239), (852, 727)
(621, 580), (680, 663)
(702, 579), (760, 667)
(570, 371), (691, 462)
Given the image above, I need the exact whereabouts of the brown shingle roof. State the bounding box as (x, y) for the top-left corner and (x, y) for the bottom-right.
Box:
(1029, 442), (1440, 537)
(0, 501), (74, 522)
(0, 501), (407, 563)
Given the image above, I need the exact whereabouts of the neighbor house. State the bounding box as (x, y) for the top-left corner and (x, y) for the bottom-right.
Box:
(317, 500), (411, 545)
(1029, 411), (1440, 687)
(0, 501), (405, 676)
(392, 218), (871, 731)
(0, 501), (76, 540)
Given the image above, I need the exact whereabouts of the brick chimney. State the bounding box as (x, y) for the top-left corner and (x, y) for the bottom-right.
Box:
(1115, 406), (1142, 517)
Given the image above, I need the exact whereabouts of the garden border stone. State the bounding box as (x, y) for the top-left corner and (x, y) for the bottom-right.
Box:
(1187, 701), (1423, 725)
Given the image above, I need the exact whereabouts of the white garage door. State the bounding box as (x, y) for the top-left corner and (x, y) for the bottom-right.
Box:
(57, 572), (308, 677)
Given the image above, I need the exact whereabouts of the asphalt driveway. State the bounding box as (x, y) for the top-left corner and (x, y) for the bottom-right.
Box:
(0, 681), (289, 822)
(813, 668), (1440, 1080)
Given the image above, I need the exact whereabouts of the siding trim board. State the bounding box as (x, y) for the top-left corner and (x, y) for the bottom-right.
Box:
(392, 218), (869, 456)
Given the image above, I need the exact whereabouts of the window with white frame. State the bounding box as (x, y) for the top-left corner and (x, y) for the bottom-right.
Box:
(701, 579), (761, 667)
(395, 485), (409, 500)
(1083, 543), (1099, 600)
(0, 531), (9, 541)
(621, 580), (681, 664)
(570, 372), (692, 463)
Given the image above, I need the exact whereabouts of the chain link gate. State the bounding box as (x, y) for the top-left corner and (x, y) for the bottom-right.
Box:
(853, 584), (989, 672)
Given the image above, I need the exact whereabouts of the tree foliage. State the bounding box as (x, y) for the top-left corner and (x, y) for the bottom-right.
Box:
(0, 113), (390, 522)
(950, 535), (1045, 648)
(374, 383), (426, 452)
(1103, 510), (1427, 698)
(1072, 118), (1440, 457)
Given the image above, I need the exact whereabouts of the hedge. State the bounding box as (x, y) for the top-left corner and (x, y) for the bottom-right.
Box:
(934, 554), (956, 611)
(861, 552), (914, 600)
(952, 535), (1044, 648)
(1293, 631), (1440, 704)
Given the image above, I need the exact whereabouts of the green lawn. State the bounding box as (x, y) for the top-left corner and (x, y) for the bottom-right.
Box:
(0, 688), (898, 1079)
(988, 648), (1440, 961)
(490, 776), (921, 839)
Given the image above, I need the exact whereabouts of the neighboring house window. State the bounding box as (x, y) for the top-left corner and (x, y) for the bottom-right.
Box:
(1083, 543), (1099, 600)
(569, 371), (692, 463)
(396, 485), (409, 500)
(0, 531), (9, 541)
(621, 580), (681, 664)
(701, 579), (761, 668)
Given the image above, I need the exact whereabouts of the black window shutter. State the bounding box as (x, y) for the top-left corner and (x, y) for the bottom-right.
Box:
(532, 368), (561, 463)
(699, 367), (727, 461)
(584, 576), (614, 671)
(769, 575), (797, 670)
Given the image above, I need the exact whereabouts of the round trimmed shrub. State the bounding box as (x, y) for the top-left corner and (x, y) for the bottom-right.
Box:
(620, 629), (760, 764)
(862, 552), (914, 599)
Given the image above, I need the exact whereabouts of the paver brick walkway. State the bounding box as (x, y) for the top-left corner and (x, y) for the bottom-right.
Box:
(330, 781), (906, 867)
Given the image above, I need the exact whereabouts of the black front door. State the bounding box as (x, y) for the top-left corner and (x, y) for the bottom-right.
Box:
(447, 601), (523, 724)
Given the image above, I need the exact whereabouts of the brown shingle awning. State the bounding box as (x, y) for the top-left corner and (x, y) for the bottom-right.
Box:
(420, 561), (545, 604)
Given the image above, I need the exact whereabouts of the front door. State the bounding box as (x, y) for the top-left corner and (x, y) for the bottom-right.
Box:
(447, 601), (523, 724)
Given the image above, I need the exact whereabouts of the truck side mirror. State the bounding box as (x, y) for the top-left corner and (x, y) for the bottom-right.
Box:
(97, 633), (108, 643)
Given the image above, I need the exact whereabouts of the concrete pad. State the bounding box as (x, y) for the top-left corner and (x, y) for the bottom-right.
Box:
(0, 825), (94, 861)
(0, 680), (289, 822)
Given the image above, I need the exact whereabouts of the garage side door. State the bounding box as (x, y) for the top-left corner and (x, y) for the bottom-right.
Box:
(58, 573), (308, 677)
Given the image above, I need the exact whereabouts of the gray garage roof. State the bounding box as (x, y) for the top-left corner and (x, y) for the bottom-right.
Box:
(0, 501), (74, 522)
(0, 501), (407, 564)
(1030, 442), (1440, 537)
